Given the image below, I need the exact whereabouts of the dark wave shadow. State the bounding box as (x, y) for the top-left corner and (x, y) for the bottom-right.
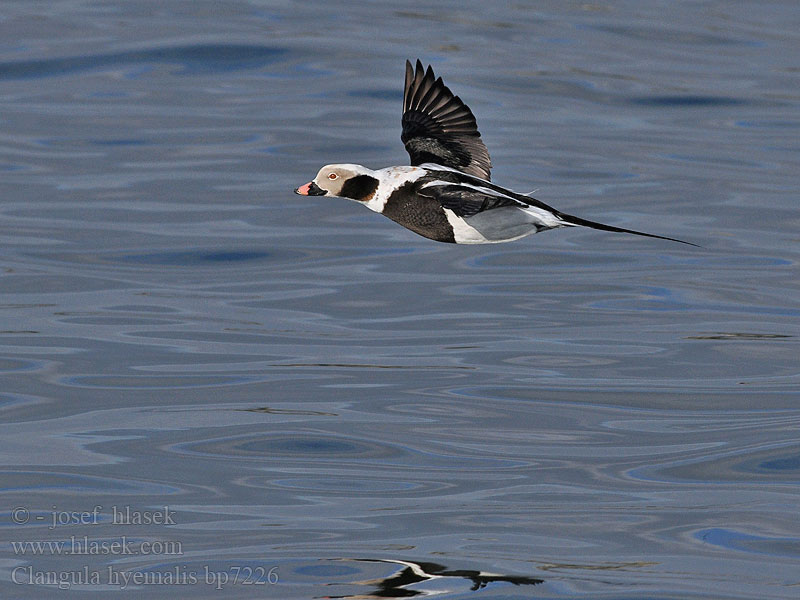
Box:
(326, 558), (543, 598)
(0, 44), (287, 80)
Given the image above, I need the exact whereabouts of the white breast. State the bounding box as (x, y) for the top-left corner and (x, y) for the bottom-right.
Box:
(363, 166), (427, 213)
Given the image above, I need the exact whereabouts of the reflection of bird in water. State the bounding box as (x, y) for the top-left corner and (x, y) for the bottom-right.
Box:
(324, 558), (543, 598)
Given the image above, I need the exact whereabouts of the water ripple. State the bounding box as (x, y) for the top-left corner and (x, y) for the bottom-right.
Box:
(0, 44), (287, 80)
(2, 3), (799, 598)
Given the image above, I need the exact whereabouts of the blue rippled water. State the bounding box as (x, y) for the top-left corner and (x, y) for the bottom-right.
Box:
(1, 1), (799, 598)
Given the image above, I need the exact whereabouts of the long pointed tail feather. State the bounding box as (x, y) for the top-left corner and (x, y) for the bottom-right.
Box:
(557, 212), (699, 247)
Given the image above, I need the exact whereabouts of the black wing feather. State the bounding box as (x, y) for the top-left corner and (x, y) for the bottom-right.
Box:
(419, 184), (521, 218)
(402, 59), (492, 180)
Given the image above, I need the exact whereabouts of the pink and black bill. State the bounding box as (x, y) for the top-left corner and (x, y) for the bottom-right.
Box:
(294, 181), (326, 196)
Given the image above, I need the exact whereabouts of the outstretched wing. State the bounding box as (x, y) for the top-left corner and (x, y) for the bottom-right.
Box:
(402, 59), (492, 180)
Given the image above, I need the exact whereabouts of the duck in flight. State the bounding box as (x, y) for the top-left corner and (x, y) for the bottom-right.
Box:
(295, 59), (695, 247)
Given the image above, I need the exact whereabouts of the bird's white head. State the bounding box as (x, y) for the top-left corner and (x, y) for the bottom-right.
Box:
(294, 164), (379, 202)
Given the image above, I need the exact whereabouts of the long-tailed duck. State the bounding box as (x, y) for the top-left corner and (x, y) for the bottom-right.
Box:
(295, 59), (695, 246)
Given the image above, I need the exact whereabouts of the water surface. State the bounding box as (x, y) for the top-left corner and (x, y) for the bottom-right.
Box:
(1, 1), (799, 598)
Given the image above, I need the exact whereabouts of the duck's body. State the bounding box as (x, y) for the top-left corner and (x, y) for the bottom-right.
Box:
(295, 60), (694, 247)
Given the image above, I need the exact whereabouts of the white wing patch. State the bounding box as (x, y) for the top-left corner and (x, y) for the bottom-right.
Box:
(418, 162), (475, 176)
(420, 179), (519, 201)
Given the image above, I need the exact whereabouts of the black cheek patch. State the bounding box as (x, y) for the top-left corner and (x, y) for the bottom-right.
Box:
(339, 175), (379, 201)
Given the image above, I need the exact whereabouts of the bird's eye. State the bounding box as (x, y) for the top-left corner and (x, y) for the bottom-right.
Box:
(328, 173), (339, 180)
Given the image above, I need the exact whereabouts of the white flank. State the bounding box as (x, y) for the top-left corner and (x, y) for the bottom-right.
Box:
(443, 208), (489, 243)
(363, 166), (426, 213)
